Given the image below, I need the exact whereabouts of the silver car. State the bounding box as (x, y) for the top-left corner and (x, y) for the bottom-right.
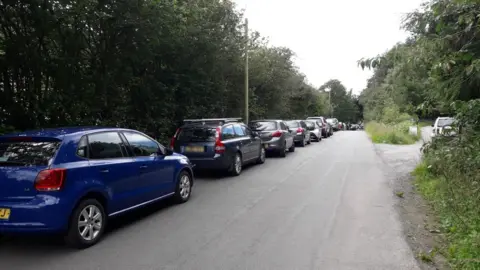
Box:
(248, 120), (295, 157)
(285, 120), (311, 147)
(305, 120), (322, 141)
(431, 117), (456, 137)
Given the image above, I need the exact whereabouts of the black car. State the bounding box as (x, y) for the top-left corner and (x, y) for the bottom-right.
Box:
(326, 118), (339, 132)
(248, 120), (295, 157)
(170, 118), (265, 176)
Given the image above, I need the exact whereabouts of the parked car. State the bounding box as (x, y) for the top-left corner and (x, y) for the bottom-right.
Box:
(338, 122), (345, 130)
(248, 120), (295, 157)
(170, 118), (265, 176)
(305, 120), (322, 142)
(306, 116), (332, 138)
(431, 117), (456, 137)
(285, 120), (311, 146)
(0, 127), (194, 248)
(326, 118), (339, 131)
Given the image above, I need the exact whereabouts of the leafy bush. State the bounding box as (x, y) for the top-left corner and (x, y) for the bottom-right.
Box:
(0, 125), (17, 136)
(366, 121), (419, 144)
(381, 103), (412, 124)
(414, 133), (480, 269)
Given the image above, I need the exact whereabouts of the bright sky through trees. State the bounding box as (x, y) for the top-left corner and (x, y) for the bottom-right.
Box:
(234, 0), (424, 93)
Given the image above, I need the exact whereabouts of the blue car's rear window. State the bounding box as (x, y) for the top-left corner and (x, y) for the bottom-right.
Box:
(177, 127), (217, 142)
(0, 141), (61, 166)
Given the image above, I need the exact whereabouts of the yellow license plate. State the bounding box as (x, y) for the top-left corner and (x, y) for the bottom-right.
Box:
(185, 146), (204, 153)
(0, 208), (11, 220)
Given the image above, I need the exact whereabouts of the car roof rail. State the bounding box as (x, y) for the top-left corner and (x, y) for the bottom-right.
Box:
(182, 118), (242, 126)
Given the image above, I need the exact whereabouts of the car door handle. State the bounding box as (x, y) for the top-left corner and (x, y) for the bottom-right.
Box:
(100, 169), (109, 173)
(139, 165), (148, 169)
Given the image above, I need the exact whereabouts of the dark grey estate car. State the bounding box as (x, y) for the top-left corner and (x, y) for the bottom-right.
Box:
(285, 120), (311, 147)
(248, 120), (295, 157)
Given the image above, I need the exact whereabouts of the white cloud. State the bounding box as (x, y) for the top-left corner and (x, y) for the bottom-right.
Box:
(234, 0), (424, 94)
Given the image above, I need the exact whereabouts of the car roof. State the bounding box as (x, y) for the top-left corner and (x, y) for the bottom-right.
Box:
(0, 126), (138, 139)
(181, 122), (243, 128)
(250, 119), (283, 122)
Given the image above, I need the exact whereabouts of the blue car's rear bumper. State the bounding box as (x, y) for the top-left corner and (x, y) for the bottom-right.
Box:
(0, 195), (70, 234)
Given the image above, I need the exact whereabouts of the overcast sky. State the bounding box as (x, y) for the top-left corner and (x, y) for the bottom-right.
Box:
(233, 0), (424, 94)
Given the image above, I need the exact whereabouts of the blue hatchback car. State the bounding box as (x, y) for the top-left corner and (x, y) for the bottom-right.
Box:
(0, 127), (194, 248)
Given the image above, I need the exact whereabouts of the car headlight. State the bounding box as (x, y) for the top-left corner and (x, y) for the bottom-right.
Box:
(179, 158), (190, 165)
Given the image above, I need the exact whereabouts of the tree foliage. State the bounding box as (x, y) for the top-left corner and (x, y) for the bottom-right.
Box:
(358, 0), (480, 122)
(0, 0), (328, 140)
(318, 79), (361, 123)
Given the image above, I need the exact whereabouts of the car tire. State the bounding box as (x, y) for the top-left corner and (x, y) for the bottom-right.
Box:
(279, 142), (287, 157)
(257, 147), (266, 164)
(288, 142), (295, 152)
(173, 170), (192, 204)
(65, 198), (106, 249)
(300, 137), (306, 147)
(230, 153), (242, 176)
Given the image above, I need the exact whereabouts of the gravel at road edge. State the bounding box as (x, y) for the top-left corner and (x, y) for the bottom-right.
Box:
(372, 127), (450, 270)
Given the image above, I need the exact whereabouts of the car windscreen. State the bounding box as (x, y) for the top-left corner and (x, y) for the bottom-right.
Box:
(177, 127), (217, 142)
(326, 119), (335, 124)
(285, 121), (299, 128)
(249, 121), (278, 131)
(0, 141), (61, 166)
(437, 118), (454, 127)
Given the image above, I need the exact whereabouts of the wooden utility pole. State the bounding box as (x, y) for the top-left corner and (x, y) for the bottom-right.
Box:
(244, 19), (249, 123)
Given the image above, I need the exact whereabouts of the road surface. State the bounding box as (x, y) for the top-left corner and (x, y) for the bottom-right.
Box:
(421, 126), (433, 143)
(1, 131), (419, 270)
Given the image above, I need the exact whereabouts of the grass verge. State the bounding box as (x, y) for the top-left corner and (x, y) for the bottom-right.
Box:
(413, 155), (480, 269)
(365, 121), (420, 144)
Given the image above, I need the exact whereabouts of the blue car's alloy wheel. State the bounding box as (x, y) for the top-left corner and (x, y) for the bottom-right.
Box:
(65, 199), (106, 249)
(174, 171), (192, 204)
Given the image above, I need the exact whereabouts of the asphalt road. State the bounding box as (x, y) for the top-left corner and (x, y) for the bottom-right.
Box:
(1, 131), (419, 270)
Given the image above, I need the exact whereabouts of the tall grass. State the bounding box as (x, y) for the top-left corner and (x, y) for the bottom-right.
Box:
(365, 121), (419, 144)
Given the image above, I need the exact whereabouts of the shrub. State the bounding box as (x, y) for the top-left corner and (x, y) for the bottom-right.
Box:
(382, 104), (412, 124)
(414, 134), (480, 269)
(366, 121), (419, 144)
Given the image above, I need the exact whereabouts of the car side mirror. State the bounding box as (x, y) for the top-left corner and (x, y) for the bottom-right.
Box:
(431, 124), (434, 127)
(161, 147), (173, 156)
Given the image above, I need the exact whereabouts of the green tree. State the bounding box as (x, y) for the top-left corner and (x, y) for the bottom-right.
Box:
(319, 79), (360, 122)
(0, 0), (326, 141)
